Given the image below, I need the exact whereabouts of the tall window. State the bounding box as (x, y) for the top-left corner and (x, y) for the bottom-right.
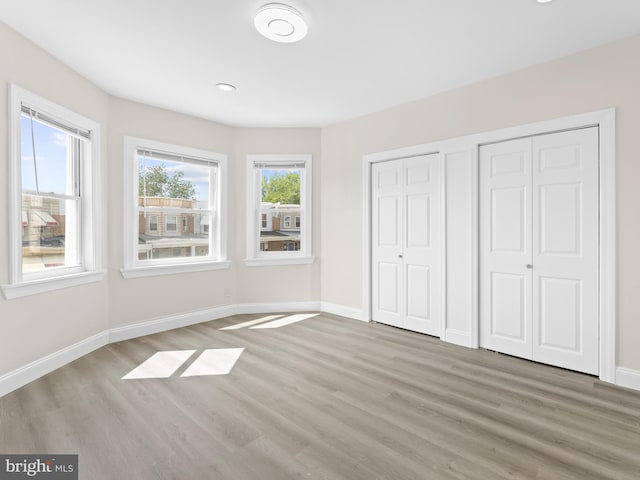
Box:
(122, 137), (228, 277)
(3, 86), (102, 299)
(246, 155), (313, 265)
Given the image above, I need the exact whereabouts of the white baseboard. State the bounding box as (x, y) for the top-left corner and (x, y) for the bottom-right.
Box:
(109, 304), (238, 343)
(443, 328), (475, 348)
(320, 302), (366, 321)
(616, 367), (640, 392)
(0, 331), (109, 397)
(237, 301), (322, 315)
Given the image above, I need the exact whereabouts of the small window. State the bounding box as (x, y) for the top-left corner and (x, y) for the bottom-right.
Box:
(166, 216), (178, 233)
(122, 137), (228, 277)
(245, 154), (313, 265)
(2, 85), (103, 299)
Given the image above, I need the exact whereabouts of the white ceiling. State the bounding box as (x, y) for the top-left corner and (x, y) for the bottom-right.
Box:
(1, 0), (640, 127)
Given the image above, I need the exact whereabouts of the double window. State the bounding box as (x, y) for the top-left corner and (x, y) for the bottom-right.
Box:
(2, 86), (102, 299)
(246, 154), (313, 265)
(122, 137), (228, 277)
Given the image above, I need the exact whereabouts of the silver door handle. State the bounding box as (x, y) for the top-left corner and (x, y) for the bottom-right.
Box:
(526, 264), (533, 269)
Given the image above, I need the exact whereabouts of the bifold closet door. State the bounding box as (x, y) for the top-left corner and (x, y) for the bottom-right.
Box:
(479, 138), (533, 359)
(371, 154), (441, 336)
(480, 127), (599, 375)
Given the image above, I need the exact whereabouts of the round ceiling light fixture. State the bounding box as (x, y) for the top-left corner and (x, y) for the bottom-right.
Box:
(254, 3), (308, 43)
(215, 83), (236, 92)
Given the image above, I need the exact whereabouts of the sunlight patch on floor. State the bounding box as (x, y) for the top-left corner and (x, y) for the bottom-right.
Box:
(250, 313), (319, 329)
(219, 315), (284, 330)
(181, 348), (244, 377)
(122, 350), (196, 380)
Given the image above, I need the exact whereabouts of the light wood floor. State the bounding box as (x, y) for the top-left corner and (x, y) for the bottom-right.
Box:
(2, 313), (640, 479)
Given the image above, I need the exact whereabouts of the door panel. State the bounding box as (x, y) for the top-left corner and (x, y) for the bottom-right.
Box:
(371, 154), (441, 336)
(491, 187), (526, 253)
(406, 194), (430, 247)
(378, 262), (400, 315)
(539, 277), (581, 352)
(532, 127), (599, 375)
(539, 183), (582, 255)
(490, 272), (527, 341)
(480, 138), (532, 358)
(406, 265), (430, 320)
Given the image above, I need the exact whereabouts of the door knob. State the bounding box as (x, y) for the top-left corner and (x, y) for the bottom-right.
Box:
(526, 264), (533, 269)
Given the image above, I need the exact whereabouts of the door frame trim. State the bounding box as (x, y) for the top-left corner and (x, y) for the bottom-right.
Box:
(363, 108), (615, 384)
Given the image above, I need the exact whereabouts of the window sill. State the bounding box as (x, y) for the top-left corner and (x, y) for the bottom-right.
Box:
(243, 256), (315, 267)
(1, 270), (106, 300)
(120, 260), (231, 279)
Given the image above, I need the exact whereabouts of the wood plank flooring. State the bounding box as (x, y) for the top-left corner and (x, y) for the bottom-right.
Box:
(2, 313), (640, 479)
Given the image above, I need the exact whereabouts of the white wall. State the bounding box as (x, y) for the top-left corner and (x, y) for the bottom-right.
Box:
(321, 34), (640, 372)
(0, 23), (110, 374)
(107, 98), (237, 327)
(234, 128), (321, 305)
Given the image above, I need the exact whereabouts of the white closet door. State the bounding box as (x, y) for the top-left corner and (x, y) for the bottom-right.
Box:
(532, 127), (599, 375)
(372, 154), (441, 336)
(372, 160), (404, 328)
(403, 155), (441, 335)
(479, 138), (533, 358)
(480, 128), (599, 375)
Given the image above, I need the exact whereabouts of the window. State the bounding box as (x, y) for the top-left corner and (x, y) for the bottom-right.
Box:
(122, 137), (229, 278)
(166, 216), (177, 233)
(245, 154), (313, 266)
(2, 85), (103, 299)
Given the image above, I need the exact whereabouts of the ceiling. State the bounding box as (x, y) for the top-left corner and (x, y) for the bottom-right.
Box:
(1, 0), (640, 127)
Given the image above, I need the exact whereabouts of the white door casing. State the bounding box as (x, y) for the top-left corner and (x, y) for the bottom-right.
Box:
(371, 154), (441, 336)
(479, 127), (599, 375)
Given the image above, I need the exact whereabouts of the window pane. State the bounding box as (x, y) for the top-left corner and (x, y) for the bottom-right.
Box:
(260, 168), (300, 205)
(22, 194), (79, 273)
(137, 212), (210, 261)
(259, 168), (302, 254)
(138, 155), (209, 203)
(258, 210), (302, 253)
(21, 115), (75, 195)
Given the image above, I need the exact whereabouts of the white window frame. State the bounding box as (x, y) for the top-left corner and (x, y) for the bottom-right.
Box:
(121, 137), (229, 278)
(245, 154), (314, 266)
(1, 85), (104, 300)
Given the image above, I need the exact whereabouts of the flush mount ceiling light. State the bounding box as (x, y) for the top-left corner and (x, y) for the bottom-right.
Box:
(216, 83), (236, 92)
(254, 3), (308, 43)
